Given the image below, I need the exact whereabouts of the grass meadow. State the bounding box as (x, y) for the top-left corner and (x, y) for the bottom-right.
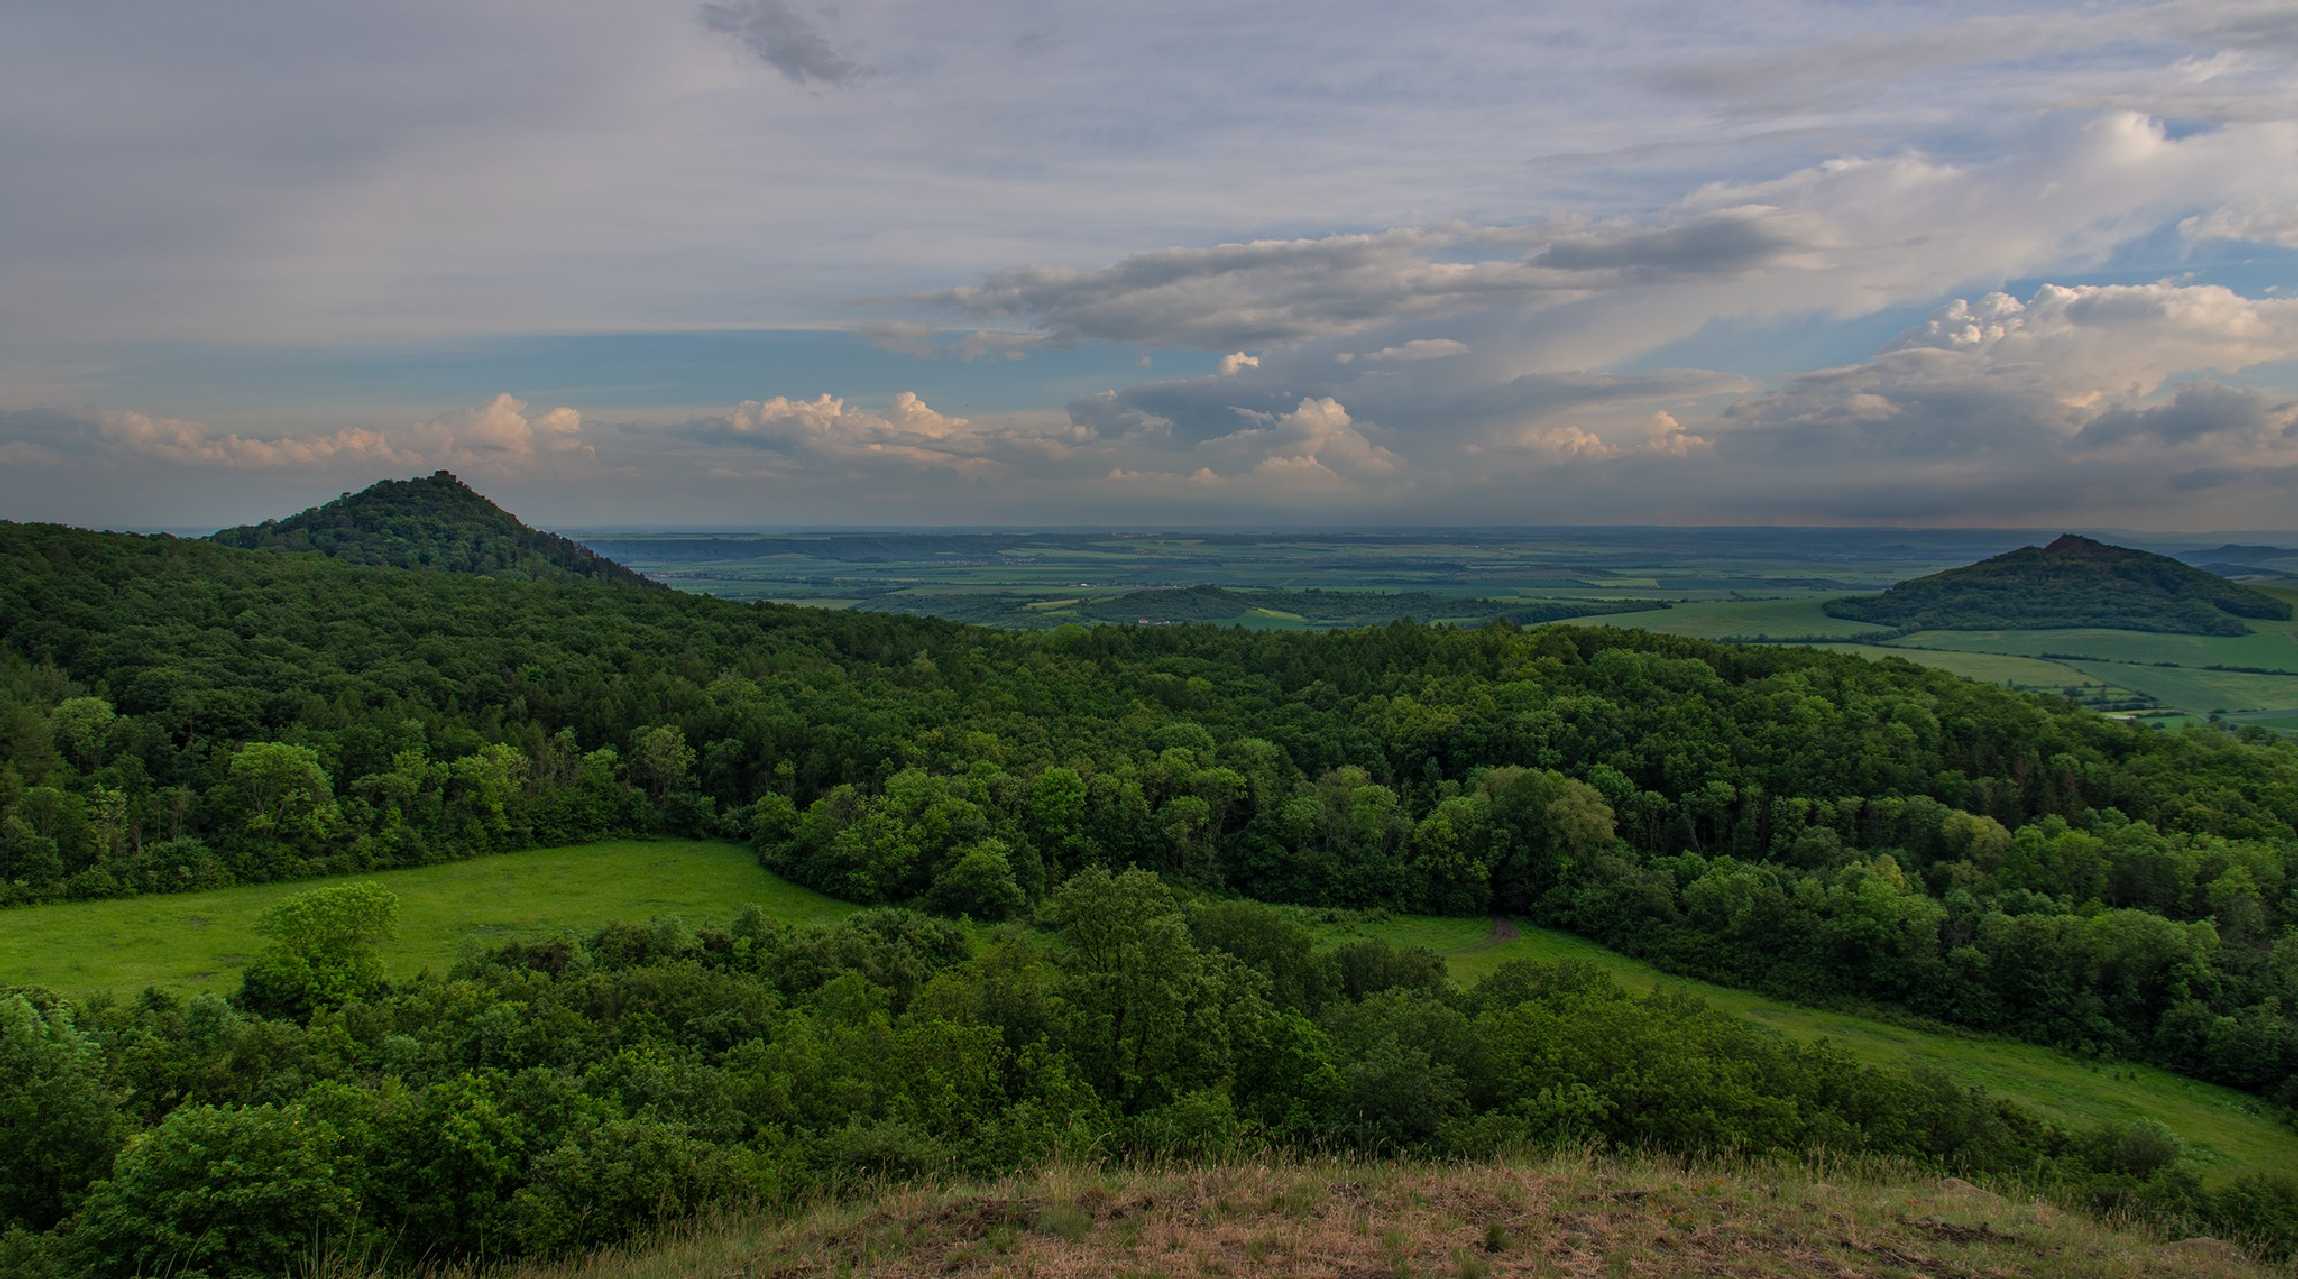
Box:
(0, 839), (850, 997)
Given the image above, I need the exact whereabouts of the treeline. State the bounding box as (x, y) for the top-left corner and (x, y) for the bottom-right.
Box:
(3, 520), (2297, 1098)
(4, 876), (2293, 1277)
(757, 762), (2298, 1098)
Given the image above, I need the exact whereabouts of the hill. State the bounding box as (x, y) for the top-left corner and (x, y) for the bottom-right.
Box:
(1825, 534), (2292, 635)
(210, 470), (657, 588)
(464, 1158), (2275, 1279)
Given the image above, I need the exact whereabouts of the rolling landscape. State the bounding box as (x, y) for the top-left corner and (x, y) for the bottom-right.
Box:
(8, 4), (2298, 1276)
(6, 478), (2298, 1276)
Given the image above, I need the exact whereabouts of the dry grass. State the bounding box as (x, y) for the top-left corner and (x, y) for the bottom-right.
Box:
(433, 1154), (2278, 1279)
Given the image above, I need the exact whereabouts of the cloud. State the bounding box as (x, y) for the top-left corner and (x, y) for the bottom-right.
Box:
(1532, 207), (1815, 274)
(860, 324), (1048, 362)
(694, 389), (1090, 473)
(1505, 424), (1620, 460)
(0, 441), (65, 466)
(1888, 282), (2298, 396)
(2180, 202), (2298, 247)
(1202, 396), (1401, 485)
(699, 0), (866, 87)
(2080, 383), (2297, 446)
(1216, 352), (1260, 376)
(1642, 410), (1712, 456)
(921, 209), (1823, 350)
(87, 394), (591, 472)
(1685, 281), (2298, 522)
(1343, 338), (1468, 364)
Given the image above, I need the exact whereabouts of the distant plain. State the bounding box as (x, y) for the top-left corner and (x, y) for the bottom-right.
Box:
(584, 528), (2298, 728)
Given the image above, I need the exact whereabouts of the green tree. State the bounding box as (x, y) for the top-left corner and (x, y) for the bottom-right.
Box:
(237, 881), (400, 1018)
(628, 725), (695, 801)
(927, 838), (1027, 919)
(48, 696), (115, 771)
(0, 996), (126, 1231)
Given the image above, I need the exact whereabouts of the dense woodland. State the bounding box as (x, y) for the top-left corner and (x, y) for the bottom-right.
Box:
(1827, 534), (2294, 635)
(3, 878), (2294, 1274)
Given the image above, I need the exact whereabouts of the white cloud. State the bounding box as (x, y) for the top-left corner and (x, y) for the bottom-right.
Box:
(2181, 202), (2298, 247)
(87, 394), (591, 472)
(1507, 425), (1621, 460)
(1349, 338), (1468, 363)
(1202, 396), (1402, 487)
(1643, 410), (1712, 456)
(1216, 351), (1261, 376)
(1889, 282), (2298, 400)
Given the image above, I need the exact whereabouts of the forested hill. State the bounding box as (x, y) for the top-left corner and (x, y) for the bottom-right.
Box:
(210, 471), (659, 588)
(1825, 533), (2293, 635)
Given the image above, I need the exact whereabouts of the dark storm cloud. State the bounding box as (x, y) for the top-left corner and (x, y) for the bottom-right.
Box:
(2080, 383), (2296, 446)
(700, 0), (867, 86)
(1532, 210), (1806, 275)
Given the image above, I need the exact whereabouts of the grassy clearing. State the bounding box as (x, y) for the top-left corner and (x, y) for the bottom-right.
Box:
(0, 840), (852, 997)
(426, 1155), (2270, 1278)
(1308, 913), (2298, 1182)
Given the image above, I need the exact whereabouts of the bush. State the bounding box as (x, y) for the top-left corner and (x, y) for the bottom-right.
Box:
(66, 1104), (363, 1279)
(511, 1119), (753, 1257)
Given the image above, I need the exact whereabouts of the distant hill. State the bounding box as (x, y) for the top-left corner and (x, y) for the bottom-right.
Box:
(212, 471), (658, 588)
(2177, 544), (2298, 564)
(1825, 534), (2292, 636)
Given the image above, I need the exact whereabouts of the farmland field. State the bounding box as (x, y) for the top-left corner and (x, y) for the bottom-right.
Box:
(5, 838), (2288, 1183)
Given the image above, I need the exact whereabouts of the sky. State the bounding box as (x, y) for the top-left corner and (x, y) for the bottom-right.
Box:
(4, 1), (2298, 530)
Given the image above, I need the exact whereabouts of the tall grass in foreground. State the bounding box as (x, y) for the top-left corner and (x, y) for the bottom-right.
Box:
(321, 1150), (2283, 1278)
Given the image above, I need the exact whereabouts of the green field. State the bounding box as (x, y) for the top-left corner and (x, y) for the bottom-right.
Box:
(5, 838), (2284, 1184)
(1899, 624), (2298, 672)
(0, 840), (852, 997)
